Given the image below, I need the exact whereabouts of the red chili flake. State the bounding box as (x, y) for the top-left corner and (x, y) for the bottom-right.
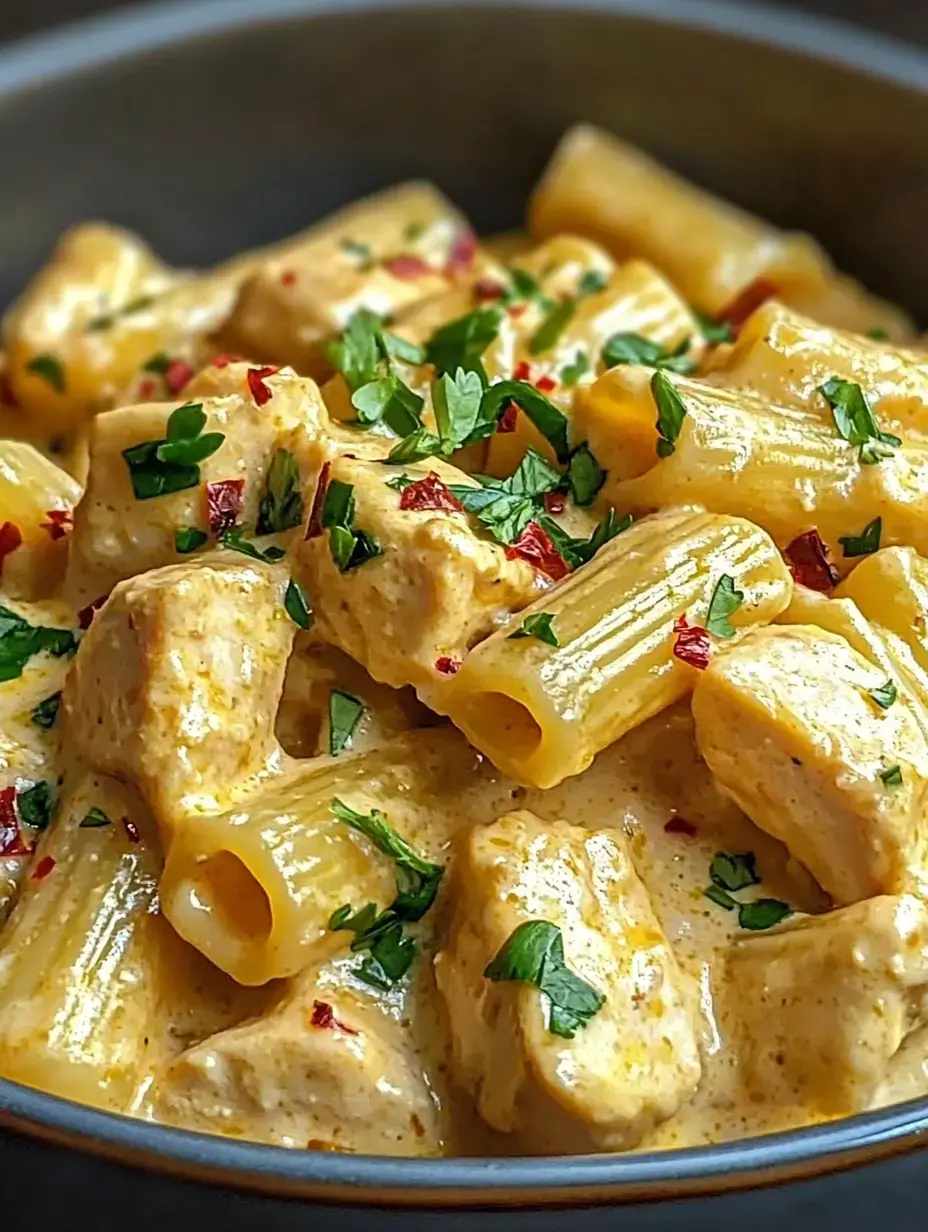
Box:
(212, 353), (241, 369)
(514, 361), (533, 383)
(137, 377), (158, 400)
(445, 230), (477, 276)
(784, 529), (839, 592)
(535, 375), (557, 394)
(543, 491), (566, 516)
(78, 594), (108, 630)
(720, 277), (779, 335)
(310, 999), (358, 1035)
(305, 461), (331, 540)
(206, 478), (245, 536)
(508, 303), (528, 319)
(122, 817), (141, 844)
(496, 403), (519, 434)
(280, 269), (298, 287)
(398, 472), (464, 514)
(504, 521), (570, 581)
(672, 614), (711, 671)
(246, 365), (279, 407)
(165, 359), (195, 396)
(383, 254), (431, 280)
(40, 509), (72, 541)
(0, 521), (22, 573)
(664, 816), (698, 838)
(0, 786), (28, 857)
(435, 656), (461, 676)
(32, 855), (56, 881)
(474, 278), (506, 302)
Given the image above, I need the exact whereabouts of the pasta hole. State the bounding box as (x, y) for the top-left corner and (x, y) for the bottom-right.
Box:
(461, 692), (542, 760)
(196, 851), (272, 944)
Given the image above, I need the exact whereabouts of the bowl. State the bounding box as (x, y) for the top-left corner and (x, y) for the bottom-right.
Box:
(1, 1), (928, 1227)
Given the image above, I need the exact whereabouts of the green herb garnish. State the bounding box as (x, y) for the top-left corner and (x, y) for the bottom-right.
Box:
(560, 350), (590, 387)
(529, 299), (575, 356)
(880, 764), (903, 786)
(17, 781), (53, 831)
(737, 899), (792, 931)
(819, 377), (901, 464)
(509, 613), (559, 647)
(257, 449), (304, 535)
(578, 269), (608, 297)
(709, 851), (760, 892)
(838, 516), (881, 558)
(26, 354), (66, 394)
(651, 371), (689, 458)
(706, 575), (744, 640)
(329, 689), (364, 756)
(601, 332), (694, 375)
(122, 402), (224, 500)
(425, 306), (503, 382)
(692, 309), (733, 345)
(867, 679), (897, 710)
(447, 449), (561, 544)
(79, 807), (112, 828)
(30, 691), (61, 730)
(219, 528), (286, 563)
(538, 509), (632, 570)
(0, 605), (76, 683)
(284, 578), (313, 629)
(320, 479), (382, 572)
(175, 526), (208, 554)
(566, 443), (605, 507)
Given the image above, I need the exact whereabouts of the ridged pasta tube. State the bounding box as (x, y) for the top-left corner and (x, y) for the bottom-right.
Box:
(836, 547), (928, 679)
(440, 510), (792, 788)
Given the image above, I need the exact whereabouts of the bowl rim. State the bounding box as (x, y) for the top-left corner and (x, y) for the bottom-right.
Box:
(1, 0), (928, 1206)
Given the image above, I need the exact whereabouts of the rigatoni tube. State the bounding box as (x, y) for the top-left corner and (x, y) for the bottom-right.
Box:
(440, 510), (792, 788)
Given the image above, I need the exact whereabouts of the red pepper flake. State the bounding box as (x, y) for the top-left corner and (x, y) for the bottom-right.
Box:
(0, 786), (29, 857)
(122, 817), (141, 844)
(398, 472), (464, 514)
(496, 403), (519, 434)
(508, 303), (528, 319)
(664, 816), (698, 838)
(435, 656), (461, 676)
(543, 491), (566, 516)
(474, 278), (506, 302)
(246, 365), (279, 407)
(535, 375), (557, 394)
(78, 594), (108, 630)
(410, 1113), (426, 1139)
(720, 277), (779, 335)
(0, 521), (22, 573)
(165, 359), (195, 396)
(504, 521), (570, 581)
(383, 254), (431, 280)
(280, 269), (298, 287)
(32, 854), (55, 881)
(784, 529), (839, 592)
(40, 509), (72, 541)
(445, 230), (477, 276)
(137, 377), (158, 400)
(205, 478), (245, 536)
(310, 999), (358, 1035)
(305, 461), (331, 540)
(211, 353), (241, 369)
(672, 614), (711, 671)
(514, 361), (533, 383)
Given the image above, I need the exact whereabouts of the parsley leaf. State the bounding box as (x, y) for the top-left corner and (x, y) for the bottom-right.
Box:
(17, 780), (53, 831)
(326, 309), (383, 391)
(351, 374), (424, 438)
(384, 474), (414, 492)
(175, 526), (208, 554)
(329, 689), (364, 756)
(30, 691), (61, 730)
(578, 270), (608, 297)
(867, 679), (897, 710)
(26, 354), (66, 394)
(340, 237), (373, 268)
(79, 806), (112, 828)
(0, 605), (76, 683)
(705, 883), (738, 911)
(509, 613), (559, 647)
(219, 527), (286, 563)
(651, 371), (688, 458)
(425, 306), (503, 381)
(476, 381), (571, 461)
(838, 516), (881, 558)
(881, 764), (903, 786)
(484, 919), (605, 1039)
(737, 899), (792, 931)
(327, 310), (425, 436)
(432, 368), (485, 452)
(122, 402), (225, 500)
(566, 443), (605, 507)
(447, 449), (561, 544)
(529, 299), (575, 356)
(819, 377), (901, 464)
(257, 449), (304, 535)
(320, 480), (382, 572)
(503, 269), (553, 311)
(602, 332), (694, 375)
(538, 509), (632, 569)
(331, 798), (444, 920)
(710, 851), (759, 892)
(692, 309), (733, 345)
(386, 427), (443, 465)
(143, 351), (172, 375)
(866, 327), (890, 342)
(560, 350), (590, 387)
(284, 578), (313, 629)
(706, 575), (744, 639)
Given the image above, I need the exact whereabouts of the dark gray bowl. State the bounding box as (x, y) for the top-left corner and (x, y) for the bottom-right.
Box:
(1, 1), (928, 1226)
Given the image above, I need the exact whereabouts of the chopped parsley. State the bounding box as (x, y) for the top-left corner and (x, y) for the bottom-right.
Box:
(122, 402), (224, 500)
(447, 449), (561, 544)
(566, 443), (605, 507)
(425, 305), (503, 381)
(30, 691), (61, 730)
(329, 689), (364, 756)
(257, 449), (304, 535)
(710, 851), (760, 892)
(175, 526), (208, 554)
(0, 604), (76, 683)
(79, 807), (112, 828)
(865, 327), (890, 341)
(867, 679), (897, 710)
(651, 371), (688, 458)
(509, 613), (559, 647)
(692, 308), (734, 345)
(601, 332), (695, 375)
(704, 851), (791, 931)
(476, 380), (570, 461)
(284, 578), (313, 630)
(819, 377), (901, 464)
(219, 527), (286, 563)
(502, 269), (554, 312)
(838, 516), (881, 558)
(880, 764), (903, 787)
(326, 310), (425, 437)
(738, 899), (793, 931)
(26, 354), (66, 394)
(529, 299), (575, 356)
(321, 479), (382, 572)
(578, 269), (608, 297)
(538, 509), (632, 570)
(484, 919), (605, 1039)
(17, 780), (53, 831)
(560, 350), (590, 387)
(706, 575), (744, 639)
(142, 351), (172, 375)
(340, 237), (373, 268)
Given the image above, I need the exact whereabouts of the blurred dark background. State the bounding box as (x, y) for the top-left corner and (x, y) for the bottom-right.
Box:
(2, 0), (928, 45)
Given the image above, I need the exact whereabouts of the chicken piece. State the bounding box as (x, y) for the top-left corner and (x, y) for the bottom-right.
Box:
(692, 624), (928, 904)
(154, 964), (442, 1155)
(64, 362), (330, 606)
(726, 895), (928, 1116)
(222, 183), (499, 377)
(275, 636), (433, 759)
(289, 451), (545, 693)
(62, 556), (294, 831)
(434, 811), (702, 1153)
(0, 442), (82, 600)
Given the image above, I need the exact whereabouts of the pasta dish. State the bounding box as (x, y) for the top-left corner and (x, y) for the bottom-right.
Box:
(0, 124), (927, 1156)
